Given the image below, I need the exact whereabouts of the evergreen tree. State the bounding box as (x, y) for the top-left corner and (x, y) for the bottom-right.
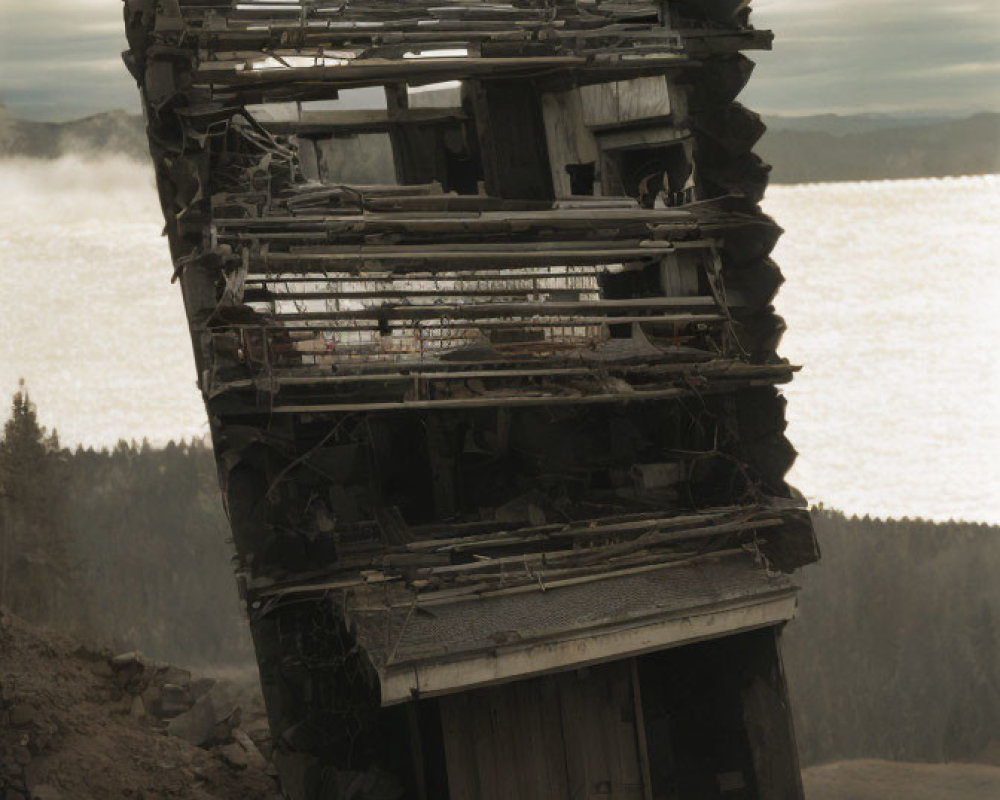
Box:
(0, 380), (69, 622)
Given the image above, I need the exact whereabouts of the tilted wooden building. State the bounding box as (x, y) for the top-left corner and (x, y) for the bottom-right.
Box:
(123, 1), (819, 797)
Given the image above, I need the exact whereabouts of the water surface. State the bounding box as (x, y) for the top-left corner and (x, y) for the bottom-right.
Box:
(1, 158), (995, 522)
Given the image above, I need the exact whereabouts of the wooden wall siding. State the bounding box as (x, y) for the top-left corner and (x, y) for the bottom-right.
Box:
(660, 251), (701, 297)
(440, 662), (646, 800)
(470, 79), (555, 201)
(580, 77), (672, 128)
(314, 133), (397, 185)
(741, 629), (806, 800)
(541, 88), (601, 197)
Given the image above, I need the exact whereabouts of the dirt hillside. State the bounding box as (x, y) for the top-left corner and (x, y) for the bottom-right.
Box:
(803, 759), (1000, 800)
(7, 607), (1000, 800)
(0, 609), (276, 800)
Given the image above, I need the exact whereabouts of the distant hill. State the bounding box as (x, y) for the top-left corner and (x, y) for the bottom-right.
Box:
(0, 106), (147, 160)
(2, 106), (997, 184)
(764, 113), (959, 136)
(758, 113), (1000, 183)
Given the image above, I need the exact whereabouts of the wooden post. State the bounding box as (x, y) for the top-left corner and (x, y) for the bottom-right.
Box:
(385, 82), (410, 186)
(407, 699), (429, 800)
(630, 658), (655, 800)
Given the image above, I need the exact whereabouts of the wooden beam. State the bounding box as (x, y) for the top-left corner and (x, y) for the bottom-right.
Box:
(261, 107), (466, 135)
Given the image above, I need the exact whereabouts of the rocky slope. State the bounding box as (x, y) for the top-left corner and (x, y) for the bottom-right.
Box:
(0, 610), (276, 800)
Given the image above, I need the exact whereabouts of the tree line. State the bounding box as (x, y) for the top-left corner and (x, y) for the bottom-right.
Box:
(0, 381), (250, 666)
(1, 383), (998, 764)
(784, 507), (1000, 765)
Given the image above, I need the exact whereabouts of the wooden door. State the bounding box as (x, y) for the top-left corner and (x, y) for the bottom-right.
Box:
(440, 661), (648, 800)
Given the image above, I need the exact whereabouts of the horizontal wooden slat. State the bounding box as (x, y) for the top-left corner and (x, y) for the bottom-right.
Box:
(261, 107), (466, 135)
(267, 303), (724, 322)
(194, 56), (586, 87)
(213, 361), (797, 390)
(249, 245), (678, 272)
(218, 207), (692, 227)
(245, 268), (607, 283)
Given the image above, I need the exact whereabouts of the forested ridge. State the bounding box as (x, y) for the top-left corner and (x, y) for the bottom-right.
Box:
(0, 381), (250, 666)
(1, 385), (997, 766)
(784, 509), (1000, 765)
(3, 106), (998, 185)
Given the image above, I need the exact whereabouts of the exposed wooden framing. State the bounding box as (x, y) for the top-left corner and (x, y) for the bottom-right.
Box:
(248, 246), (679, 272)
(211, 361), (794, 397)
(267, 299), (721, 322)
(127, 0), (815, 794)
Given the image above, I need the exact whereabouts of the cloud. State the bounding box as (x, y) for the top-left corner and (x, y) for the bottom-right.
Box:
(1, 1), (998, 119)
(0, 0), (137, 119)
(744, 0), (1000, 114)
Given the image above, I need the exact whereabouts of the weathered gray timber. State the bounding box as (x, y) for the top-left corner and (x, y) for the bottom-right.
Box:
(124, 1), (817, 797)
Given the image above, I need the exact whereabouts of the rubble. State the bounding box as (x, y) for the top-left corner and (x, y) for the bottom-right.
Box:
(0, 610), (276, 800)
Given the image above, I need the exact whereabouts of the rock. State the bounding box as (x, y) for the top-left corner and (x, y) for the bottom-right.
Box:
(242, 716), (272, 754)
(29, 786), (62, 800)
(215, 742), (249, 770)
(232, 728), (267, 768)
(5, 790), (27, 800)
(155, 666), (192, 689)
(166, 682), (239, 747)
(109, 653), (146, 691)
(110, 652), (144, 671)
(159, 684), (193, 718)
(166, 697), (215, 747)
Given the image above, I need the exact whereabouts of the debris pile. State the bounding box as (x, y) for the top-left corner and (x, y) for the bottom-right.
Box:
(0, 609), (276, 800)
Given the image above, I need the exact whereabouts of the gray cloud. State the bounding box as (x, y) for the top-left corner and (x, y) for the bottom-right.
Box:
(1, 0), (997, 120)
(744, 0), (1000, 114)
(0, 0), (138, 119)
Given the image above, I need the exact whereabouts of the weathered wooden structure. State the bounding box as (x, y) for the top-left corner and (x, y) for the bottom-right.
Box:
(124, 1), (818, 797)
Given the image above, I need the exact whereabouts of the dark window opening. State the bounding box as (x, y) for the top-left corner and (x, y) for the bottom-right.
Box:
(566, 162), (596, 195)
(613, 143), (693, 208)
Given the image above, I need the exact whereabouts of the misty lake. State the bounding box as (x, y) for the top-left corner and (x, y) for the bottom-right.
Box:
(0, 158), (996, 523)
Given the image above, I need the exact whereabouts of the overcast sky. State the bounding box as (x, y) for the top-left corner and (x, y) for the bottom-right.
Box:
(1, 0), (997, 121)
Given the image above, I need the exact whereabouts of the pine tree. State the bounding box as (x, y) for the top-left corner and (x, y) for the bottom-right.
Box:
(0, 380), (69, 622)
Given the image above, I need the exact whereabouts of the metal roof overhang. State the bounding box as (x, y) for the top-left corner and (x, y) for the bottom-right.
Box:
(342, 554), (799, 706)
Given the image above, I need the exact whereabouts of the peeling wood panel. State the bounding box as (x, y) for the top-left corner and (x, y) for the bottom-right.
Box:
(542, 88), (601, 197)
(581, 77), (672, 128)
